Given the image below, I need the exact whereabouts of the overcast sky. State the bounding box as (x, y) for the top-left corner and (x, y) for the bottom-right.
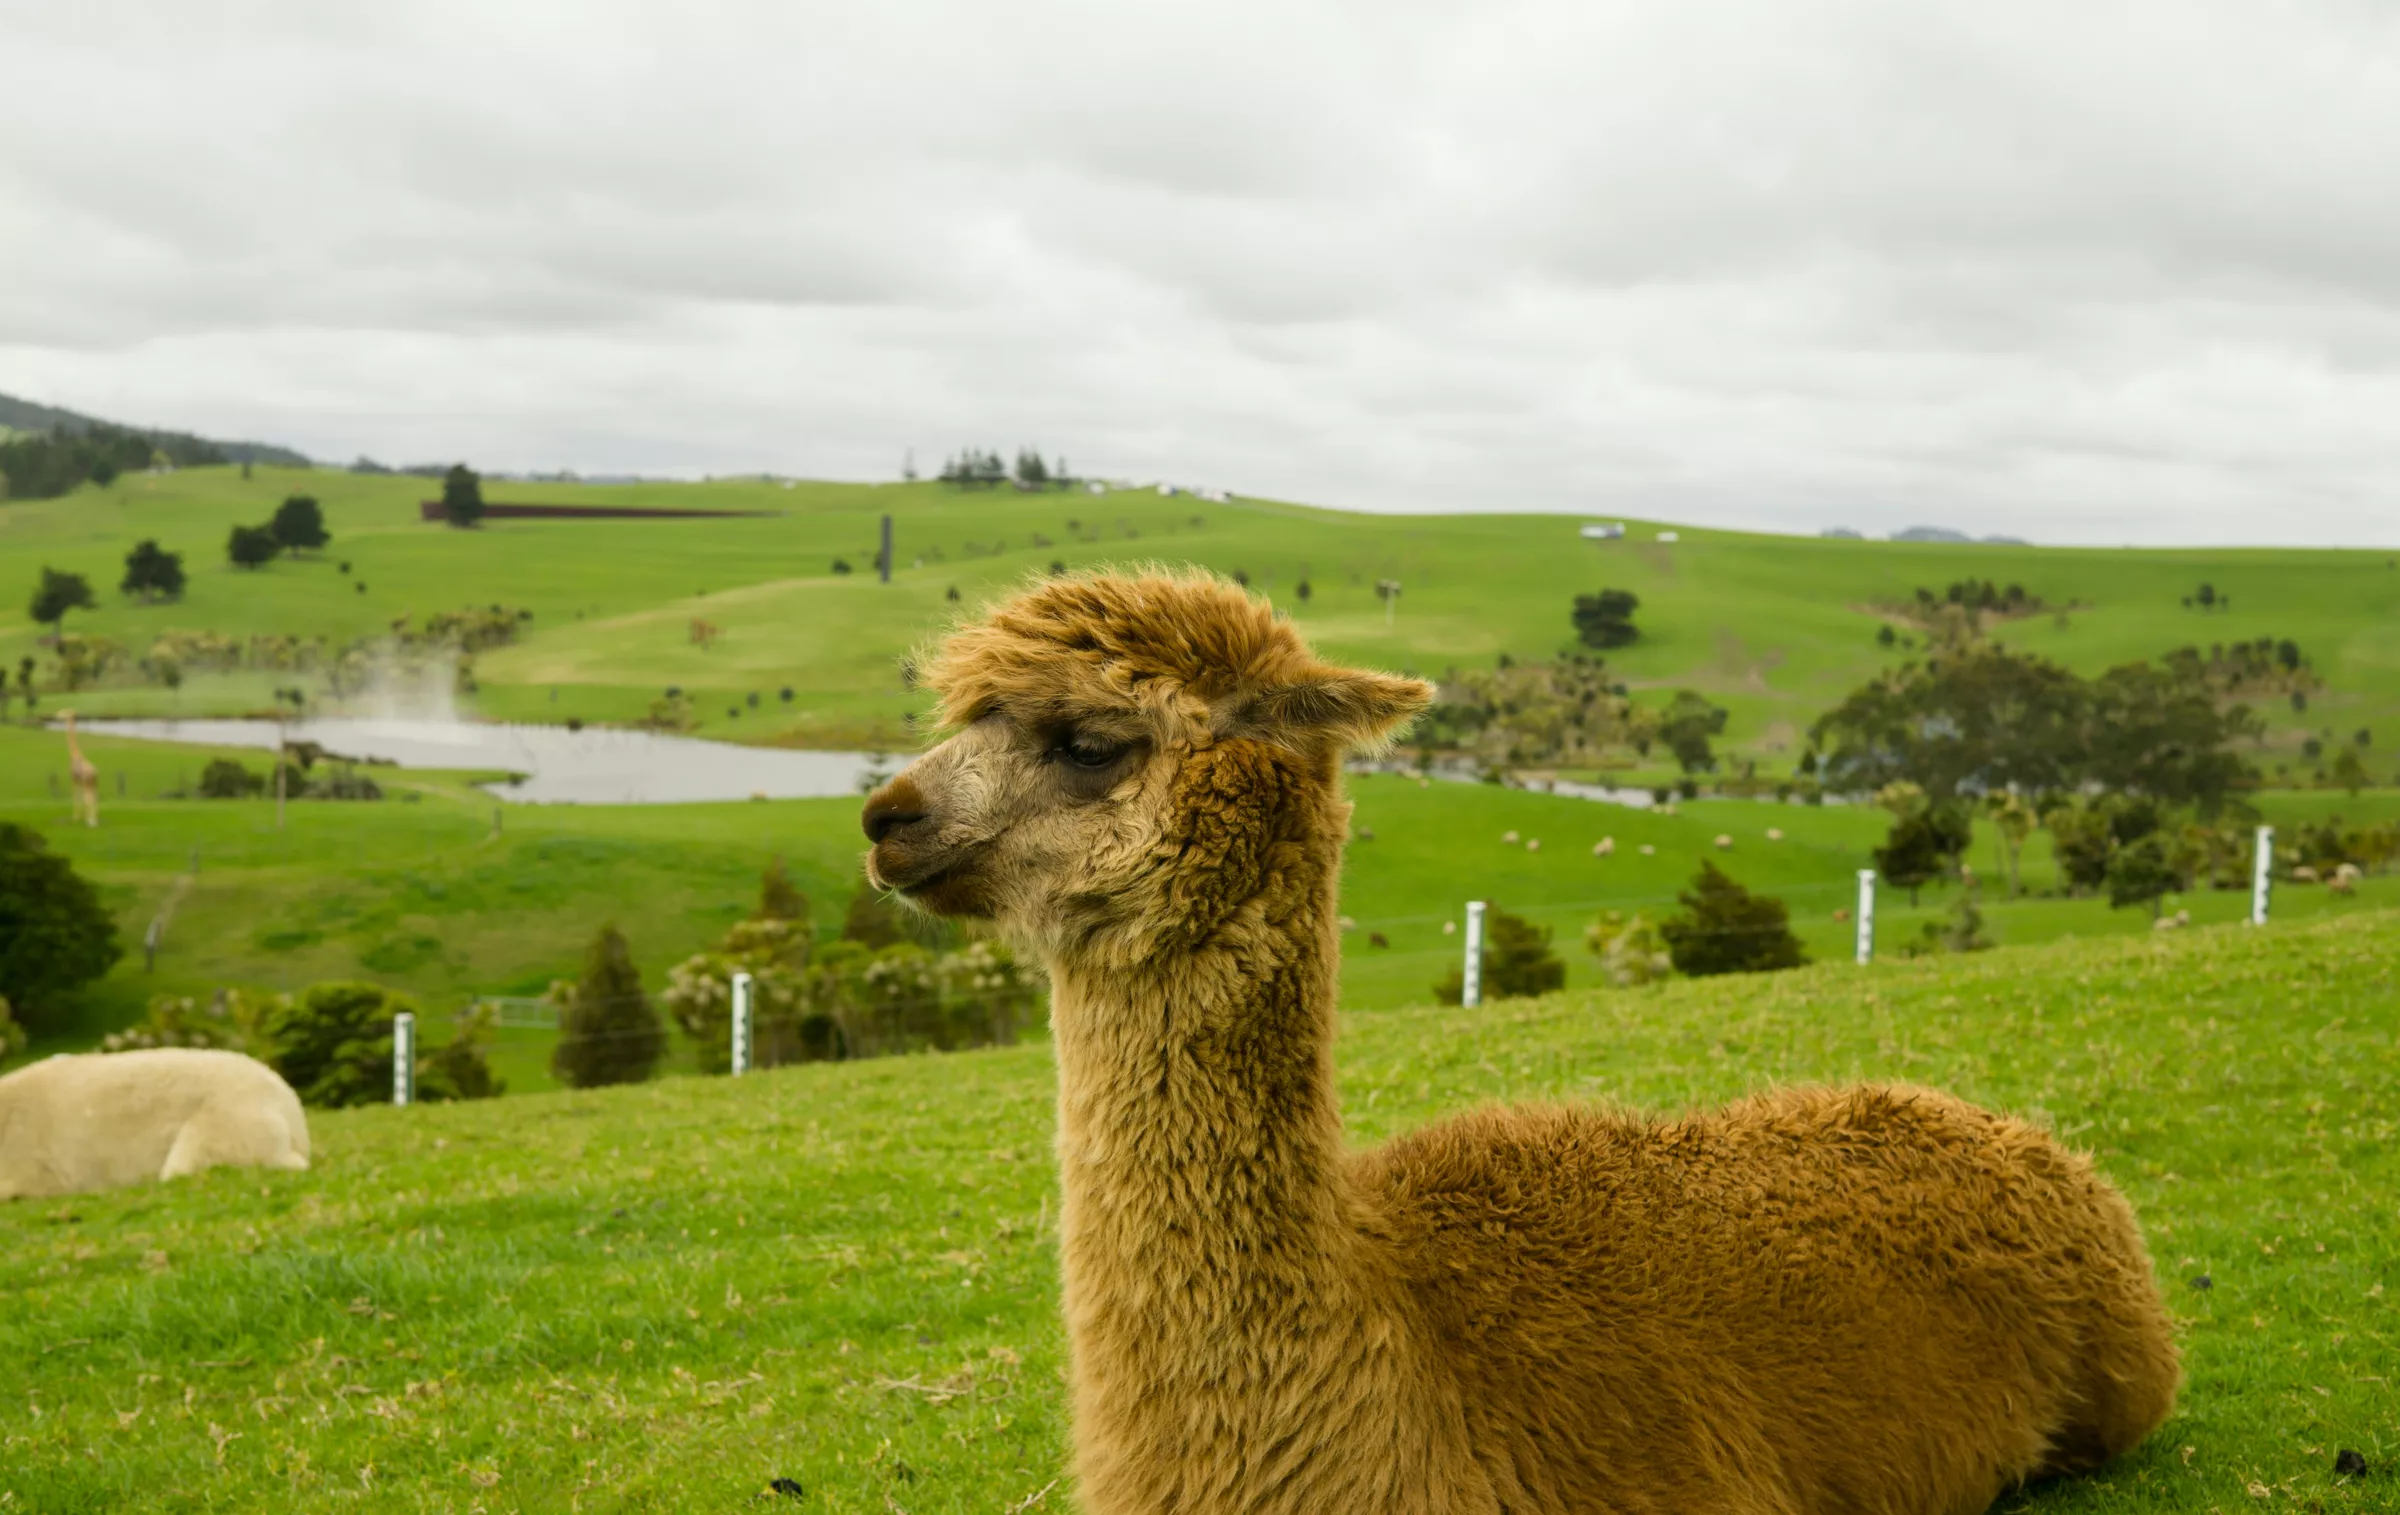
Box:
(5, 1), (2399, 545)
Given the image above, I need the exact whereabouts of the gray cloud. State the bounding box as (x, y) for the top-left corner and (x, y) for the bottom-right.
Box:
(4, 0), (2399, 543)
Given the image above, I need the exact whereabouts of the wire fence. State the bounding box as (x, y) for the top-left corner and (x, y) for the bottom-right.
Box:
(385, 829), (2293, 1103)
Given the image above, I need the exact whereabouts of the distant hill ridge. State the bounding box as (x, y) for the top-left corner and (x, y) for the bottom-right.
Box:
(0, 390), (309, 467)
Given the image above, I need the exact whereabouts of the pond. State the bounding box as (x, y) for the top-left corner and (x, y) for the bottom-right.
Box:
(77, 718), (907, 805)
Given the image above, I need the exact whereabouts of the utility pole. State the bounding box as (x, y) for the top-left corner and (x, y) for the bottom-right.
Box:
(879, 514), (893, 584)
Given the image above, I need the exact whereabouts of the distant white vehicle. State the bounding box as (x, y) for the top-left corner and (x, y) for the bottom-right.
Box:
(1657, 530), (1680, 543)
(1197, 487), (1230, 504)
(1157, 483), (1177, 496)
(1580, 522), (1625, 540)
(1087, 480), (1107, 495)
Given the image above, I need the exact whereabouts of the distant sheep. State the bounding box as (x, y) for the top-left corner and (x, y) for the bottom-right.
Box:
(1714, 834), (1733, 850)
(0, 1049), (310, 1200)
(1526, 838), (1542, 852)
(1639, 843), (1656, 856)
(1502, 830), (1520, 844)
(2329, 863), (2362, 896)
(1766, 827), (1785, 841)
(2151, 910), (2194, 932)
(1593, 837), (1615, 856)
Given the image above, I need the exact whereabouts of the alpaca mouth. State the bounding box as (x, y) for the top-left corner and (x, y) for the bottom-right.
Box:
(871, 847), (992, 917)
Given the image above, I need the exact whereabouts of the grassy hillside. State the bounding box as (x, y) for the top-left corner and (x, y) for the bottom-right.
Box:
(9, 721), (2397, 1087)
(3, 913), (2394, 1512)
(3, 466), (2396, 766)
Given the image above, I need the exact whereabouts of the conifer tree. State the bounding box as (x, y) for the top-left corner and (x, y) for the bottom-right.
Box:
(551, 923), (666, 1088)
(1659, 862), (1806, 977)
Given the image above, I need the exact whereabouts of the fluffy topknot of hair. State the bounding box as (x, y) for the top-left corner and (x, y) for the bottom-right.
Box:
(922, 571), (1429, 749)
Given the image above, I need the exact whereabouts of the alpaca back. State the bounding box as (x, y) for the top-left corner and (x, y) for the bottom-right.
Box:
(1352, 1085), (2176, 1515)
(0, 1049), (311, 1199)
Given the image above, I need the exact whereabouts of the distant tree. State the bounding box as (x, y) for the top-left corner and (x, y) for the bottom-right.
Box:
(2105, 836), (2178, 919)
(119, 539), (187, 602)
(1876, 623), (1897, 647)
(0, 822), (123, 1031)
(1812, 644), (2086, 800)
(1658, 690), (1729, 774)
(440, 464), (485, 528)
(831, 558), (852, 575)
(261, 982), (450, 1108)
(1872, 805), (1970, 907)
(1433, 908), (1566, 1003)
(2194, 582), (2217, 610)
(1232, 568), (1250, 588)
(2276, 639), (2303, 672)
(1295, 578), (1312, 604)
(1983, 791), (2038, 897)
(2083, 661), (2261, 816)
(1659, 862), (1806, 977)
(2041, 805), (2110, 895)
(1571, 589), (1641, 649)
(552, 923), (667, 1088)
(227, 524), (280, 569)
(1014, 449), (1049, 487)
(270, 494), (330, 553)
(27, 567), (96, 639)
(2331, 745), (2371, 795)
(758, 856), (810, 922)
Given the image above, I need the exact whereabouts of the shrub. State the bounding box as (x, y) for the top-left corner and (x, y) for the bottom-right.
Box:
(198, 758), (265, 798)
(2106, 836), (2179, 919)
(551, 924), (667, 1088)
(1902, 885), (1996, 957)
(421, 1004), (504, 1101)
(260, 981), (499, 1107)
(0, 823), (123, 1032)
(101, 991), (265, 1054)
(1585, 910), (1672, 988)
(758, 857), (809, 922)
(1659, 862), (1806, 977)
(1433, 908), (1567, 1004)
(0, 995), (24, 1061)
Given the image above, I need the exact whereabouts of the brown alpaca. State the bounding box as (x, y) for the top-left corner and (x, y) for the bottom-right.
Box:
(862, 573), (2178, 1515)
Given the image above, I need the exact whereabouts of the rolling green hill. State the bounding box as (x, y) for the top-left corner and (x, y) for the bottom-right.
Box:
(3, 913), (2394, 1512)
(2, 465), (2395, 769)
(6, 721), (2396, 1085)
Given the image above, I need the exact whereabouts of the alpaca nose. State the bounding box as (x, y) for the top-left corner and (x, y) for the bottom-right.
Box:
(862, 776), (930, 844)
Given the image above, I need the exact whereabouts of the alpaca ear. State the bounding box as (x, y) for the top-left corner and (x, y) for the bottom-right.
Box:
(1231, 670), (1434, 750)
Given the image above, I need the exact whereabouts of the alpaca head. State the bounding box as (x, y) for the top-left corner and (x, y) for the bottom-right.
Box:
(862, 572), (1429, 955)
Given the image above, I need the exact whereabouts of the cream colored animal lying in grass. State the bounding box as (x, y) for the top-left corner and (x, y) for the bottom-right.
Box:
(0, 1049), (311, 1199)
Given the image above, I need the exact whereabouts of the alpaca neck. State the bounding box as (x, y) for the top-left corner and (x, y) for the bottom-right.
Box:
(1046, 789), (1357, 1363)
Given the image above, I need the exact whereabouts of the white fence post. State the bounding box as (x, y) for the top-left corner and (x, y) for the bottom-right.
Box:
(2251, 825), (2274, 926)
(1461, 901), (1486, 1008)
(392, 1011), (416, 1107)
(730, 971), (754, 1075)
(1855, 869), (1876, 965)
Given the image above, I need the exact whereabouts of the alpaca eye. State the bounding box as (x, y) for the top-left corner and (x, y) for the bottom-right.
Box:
(1058, 736), (1127, 770)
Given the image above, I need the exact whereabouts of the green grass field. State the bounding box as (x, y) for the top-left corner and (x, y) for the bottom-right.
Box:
(4, 466), (2397, 767)
(3, 912), (2393, 1512)
(9, 719), (2398, 1089)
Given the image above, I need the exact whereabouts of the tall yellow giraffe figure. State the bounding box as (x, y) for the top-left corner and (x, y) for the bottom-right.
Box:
(62, 710), (99, 828)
